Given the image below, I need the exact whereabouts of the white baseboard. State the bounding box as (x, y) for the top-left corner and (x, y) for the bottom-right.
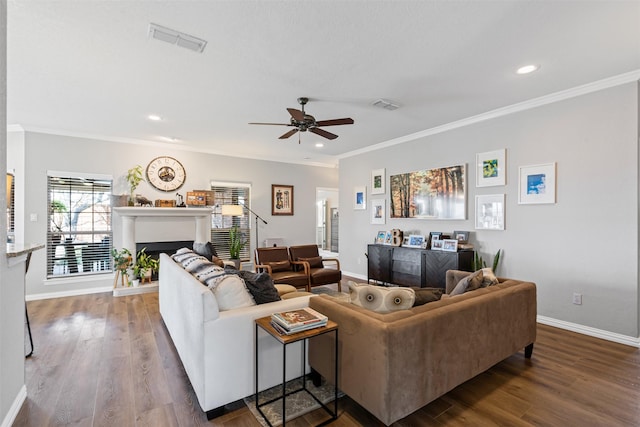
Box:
(26, 286), (113, 301)
(343, 270), (367, 281)
(1, 385), (26, 427)
(537, 315), (640, 348)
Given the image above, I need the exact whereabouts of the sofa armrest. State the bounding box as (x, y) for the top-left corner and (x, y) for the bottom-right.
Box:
(255, 263), (272, 274)
(321, 257), (340, 270)
(291, 260), (309, 275)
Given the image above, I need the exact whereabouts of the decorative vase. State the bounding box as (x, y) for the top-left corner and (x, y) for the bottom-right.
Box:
(111, 194), (129, 207)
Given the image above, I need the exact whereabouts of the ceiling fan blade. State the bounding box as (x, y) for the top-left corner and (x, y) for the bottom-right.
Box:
(287, 108), (305, 121)
(315, 118), (354, 126)
(249, 122), (291, 126)
(279, 128), (299, 139)
(310, 127), (338, 140)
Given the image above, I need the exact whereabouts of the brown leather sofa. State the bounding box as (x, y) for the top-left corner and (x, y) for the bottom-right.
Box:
(288, 244), (342, 292)
(308, 271), (537, 425)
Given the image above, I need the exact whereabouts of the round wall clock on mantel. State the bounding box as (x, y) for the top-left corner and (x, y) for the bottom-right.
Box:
(146, 156), (186, 192)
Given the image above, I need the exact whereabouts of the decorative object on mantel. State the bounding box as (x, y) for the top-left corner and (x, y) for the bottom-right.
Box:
(155, 199), (176, 207)
(135, 194), (153, 207)
(126, 165), (144, 206)
(186, 191), (207, 206)
(146, 156), (186, 192)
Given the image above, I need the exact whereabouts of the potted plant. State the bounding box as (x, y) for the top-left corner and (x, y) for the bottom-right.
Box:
(126, 165), (144, 206)
(473, 249), (501, 273)
(111, 247), (132, 287)
(133, 247), (159, 284)
(228, 226), (246, 268)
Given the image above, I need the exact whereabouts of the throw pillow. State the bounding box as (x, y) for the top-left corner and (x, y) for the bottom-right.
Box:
(209, 276), (256, 311)
(268, 260), (291, 272)
(193, 241), (219, 260)
(348, 281), (415, 313)
(481, 267), (500, 287)
(411, 287), (444, 306)
(231, 268), (281, 304)
(450, 270), (484, 296)
(299, 256), (324, 269)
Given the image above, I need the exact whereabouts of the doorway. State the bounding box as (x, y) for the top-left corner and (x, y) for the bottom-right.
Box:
(316, 187), (339, 254)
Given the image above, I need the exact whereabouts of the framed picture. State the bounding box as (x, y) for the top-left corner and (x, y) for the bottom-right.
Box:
(354, 186), (366, 210)
(402, 236), (410, 246)
(404, 234), (425, 248)
(375, 230), (387, 244)
(475, 194), (505, 230)
(442, 239), (459, 252)
(431, 239), (444, 250)
(519, 163), (556, 204)
(390, 164), (466, 219)
(384, 231), (393, 245)
(272, 184), (294, 215)
(371, 198), (386, 224)
(371, 168), (386, 194)
(453, 230), (470, 243)
(476, 149), (506, 187)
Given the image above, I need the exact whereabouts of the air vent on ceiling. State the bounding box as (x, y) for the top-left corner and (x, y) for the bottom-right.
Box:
(372, 98), (400, 111)
(148, 23), (207, 53)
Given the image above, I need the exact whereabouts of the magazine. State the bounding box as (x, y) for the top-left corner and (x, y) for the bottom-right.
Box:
(269, 319), (327, 335)
(271, 307), (328, 331)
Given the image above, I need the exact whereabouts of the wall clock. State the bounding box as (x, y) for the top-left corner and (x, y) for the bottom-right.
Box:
(146, 156), (186, 192)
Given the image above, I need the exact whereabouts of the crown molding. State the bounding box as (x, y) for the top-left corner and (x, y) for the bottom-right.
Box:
(339, 69), (640, 160)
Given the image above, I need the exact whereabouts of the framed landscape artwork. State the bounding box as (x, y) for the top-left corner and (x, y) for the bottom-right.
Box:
(389, 164), (466, 220)
(518, 163), (556, 204)
(371, 168), (386, 194)
(271, 184), (294, 215)
(476, 149), (506, 187)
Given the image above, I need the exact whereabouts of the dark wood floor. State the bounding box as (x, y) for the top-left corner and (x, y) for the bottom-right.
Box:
(13, 282), (640, 426)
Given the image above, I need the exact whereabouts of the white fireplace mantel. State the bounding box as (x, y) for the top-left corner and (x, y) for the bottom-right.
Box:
(113, 207), (213, 258)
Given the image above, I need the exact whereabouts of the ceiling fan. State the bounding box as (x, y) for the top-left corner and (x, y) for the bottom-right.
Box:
(249, 97), (354, 143)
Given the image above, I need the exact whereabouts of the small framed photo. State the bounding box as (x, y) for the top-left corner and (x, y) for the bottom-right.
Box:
(476, 149), (506, 187)
(441, 239), (459, 252)
(371, 168), (386, 194)
(404, 234), (425, 248)
(384, 231), (393, 245)
(354, 186), (366, 210)
(370, 198), (386, 224)
(476, 194), (505, 230)
(519, 163), (556, 204)
(402, 236), (410, 246)
(375, 231), (387, 244)
(272, 184), (294, 215)
(453, 230), (470, 243)
(431, 239), (444, 250)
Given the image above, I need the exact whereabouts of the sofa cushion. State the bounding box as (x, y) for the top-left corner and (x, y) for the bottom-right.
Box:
(481, 268), (500, 286)
(411, 287), (444, 306)
(268, 260), (291, 272)
(299, 256), (324, 268)
(210, 275), (256, 311)
(348, 281), (415, 313)
(450, 269), (484, 296)
(229, 268), (281, 304)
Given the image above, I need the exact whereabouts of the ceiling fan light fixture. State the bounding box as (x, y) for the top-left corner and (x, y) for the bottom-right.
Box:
(372, 98), (400, 111)
(315, 143), (324, 148)
(148, 23), (207, 53)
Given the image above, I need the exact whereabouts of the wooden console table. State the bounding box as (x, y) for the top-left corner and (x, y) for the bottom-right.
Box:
(367, 244), (473, 289)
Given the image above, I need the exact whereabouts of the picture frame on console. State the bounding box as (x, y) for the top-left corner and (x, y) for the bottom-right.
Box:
(404, 234), (425, 248)
(441, 239), (459, 252)
(453, 230), (470, 243)
(431, 239), (444, 250)
(375, 231), (387, 244)
(272, 184), (294, 215)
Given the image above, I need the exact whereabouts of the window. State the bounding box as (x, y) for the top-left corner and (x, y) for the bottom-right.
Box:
(47, 172), (113, 278)
(211, 182), (251, 260)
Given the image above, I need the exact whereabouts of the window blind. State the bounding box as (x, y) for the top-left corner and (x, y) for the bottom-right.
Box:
(46, 174), (113, 278)
(210, 182), (251, 260)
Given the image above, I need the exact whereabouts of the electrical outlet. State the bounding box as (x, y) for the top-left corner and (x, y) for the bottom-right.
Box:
(572, 293), (582, 305)
(29, 213), (37, 222)
(357, 257), (362, 265)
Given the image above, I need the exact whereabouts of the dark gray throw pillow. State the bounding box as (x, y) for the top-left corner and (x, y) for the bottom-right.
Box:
(226, 267), (281, 304)
(193, 242), (218, 259)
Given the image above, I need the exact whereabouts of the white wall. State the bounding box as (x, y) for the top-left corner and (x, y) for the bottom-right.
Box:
(9, 131), (338, 298)
(339, 82), (639, 338)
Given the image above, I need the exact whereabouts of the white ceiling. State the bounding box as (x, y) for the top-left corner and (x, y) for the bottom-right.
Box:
(7, 1), (640, 167)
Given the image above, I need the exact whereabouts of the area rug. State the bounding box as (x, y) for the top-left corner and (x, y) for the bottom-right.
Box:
(244, 377), (343, 427)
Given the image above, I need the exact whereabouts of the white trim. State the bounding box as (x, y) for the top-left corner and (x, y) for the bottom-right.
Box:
(339, 69), (640, 160)
(27, 285), (113, 301)
(537, 315), (640, 348)
(210, 180), (251, 188)
(47, 170), (113, 180)
(1, 385), (26, 427)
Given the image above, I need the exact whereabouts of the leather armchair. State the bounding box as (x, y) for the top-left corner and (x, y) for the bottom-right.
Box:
(254, 246), (310, 291)
(288, 244), (342, 292)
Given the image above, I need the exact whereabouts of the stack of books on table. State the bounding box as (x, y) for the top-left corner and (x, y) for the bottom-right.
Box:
(270, 307), (328, 335)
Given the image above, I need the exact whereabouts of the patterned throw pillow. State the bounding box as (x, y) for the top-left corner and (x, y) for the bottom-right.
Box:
(348, 281), (415, 313)
(450, 270), (484, 296)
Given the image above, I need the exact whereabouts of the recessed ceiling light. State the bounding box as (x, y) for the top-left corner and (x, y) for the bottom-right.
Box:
(516, 64), (540, 75)
(315, 143), (324, 148)
(159, 136), (181, 142)
(148, 114), (162, 121)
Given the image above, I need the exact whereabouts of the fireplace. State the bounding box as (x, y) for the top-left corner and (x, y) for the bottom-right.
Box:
(136, 240), (193, 280)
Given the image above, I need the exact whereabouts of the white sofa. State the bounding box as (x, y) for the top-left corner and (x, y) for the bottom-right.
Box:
(158, 252), (314, 418)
